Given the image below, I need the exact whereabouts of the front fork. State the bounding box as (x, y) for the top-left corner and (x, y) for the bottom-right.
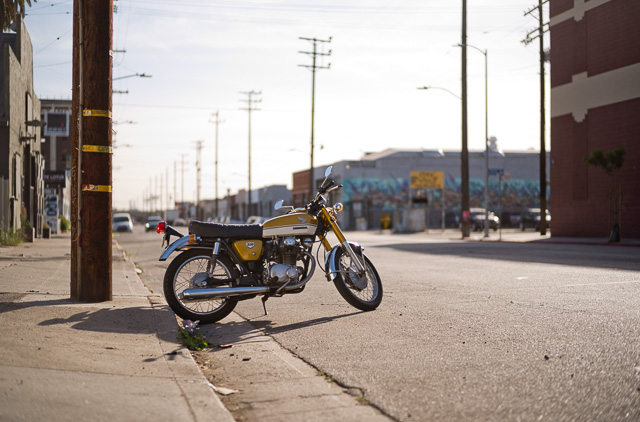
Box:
(319, 208), (366, 275)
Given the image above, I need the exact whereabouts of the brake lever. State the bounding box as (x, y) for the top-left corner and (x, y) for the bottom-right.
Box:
(327, 184), (343, 193)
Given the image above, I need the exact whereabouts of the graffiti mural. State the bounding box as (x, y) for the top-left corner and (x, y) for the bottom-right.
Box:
(343, 177), (548, 212)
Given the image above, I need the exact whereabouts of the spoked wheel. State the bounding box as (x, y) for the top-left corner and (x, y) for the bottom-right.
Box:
(163, 249), (238, 324)
(332, 248), (383, 311)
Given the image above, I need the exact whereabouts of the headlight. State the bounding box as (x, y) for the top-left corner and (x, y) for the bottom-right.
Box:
(333, 202), (344, 213)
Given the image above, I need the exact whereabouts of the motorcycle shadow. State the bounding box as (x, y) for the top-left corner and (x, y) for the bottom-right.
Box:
(198, 311), (362, 349)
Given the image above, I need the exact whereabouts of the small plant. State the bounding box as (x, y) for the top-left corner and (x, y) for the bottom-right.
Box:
(0, 229), (23, 246)
(355, 396), (369, 406)
(177, 320), (211, 351)
(58, 215), (70, 233)
(317, 371), (335, 383)
(584, 148), (626, 241)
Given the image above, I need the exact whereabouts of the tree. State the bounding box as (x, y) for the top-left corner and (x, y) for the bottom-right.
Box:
(584, 148), (626, 241)
(2, 0), (34, 31)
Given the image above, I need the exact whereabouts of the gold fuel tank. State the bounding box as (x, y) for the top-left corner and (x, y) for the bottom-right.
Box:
(262, 213), (318, 237)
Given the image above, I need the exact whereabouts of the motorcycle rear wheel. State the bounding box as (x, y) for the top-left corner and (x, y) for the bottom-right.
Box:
(163, 249), (238, 324)
(332, 248), (383, 311)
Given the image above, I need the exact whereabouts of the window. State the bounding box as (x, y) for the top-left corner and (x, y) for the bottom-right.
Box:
(44, 112), (70, 137)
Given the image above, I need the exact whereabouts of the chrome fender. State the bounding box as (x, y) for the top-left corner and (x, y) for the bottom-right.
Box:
(159, 235), (192, 261)
(325, 241), (364, 281)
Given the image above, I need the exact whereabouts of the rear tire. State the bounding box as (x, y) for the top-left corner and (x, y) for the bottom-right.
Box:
(332, 248), (382, 311)
(163, 249), (238, 324)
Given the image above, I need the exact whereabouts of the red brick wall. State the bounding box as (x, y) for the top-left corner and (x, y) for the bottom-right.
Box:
(588, 0), (640, 77)
(550, 0), (640, 238)
(551, 99), (640, 237)
(550, 0), (573, 17)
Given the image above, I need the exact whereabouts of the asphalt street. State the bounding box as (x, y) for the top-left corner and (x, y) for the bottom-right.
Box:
(117, 227), (640, 421)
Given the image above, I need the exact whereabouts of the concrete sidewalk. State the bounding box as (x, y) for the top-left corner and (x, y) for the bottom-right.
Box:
(0, 233), (235, 422)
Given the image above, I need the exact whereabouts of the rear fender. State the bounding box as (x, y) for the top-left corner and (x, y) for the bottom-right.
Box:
(159, 235), (192, 261)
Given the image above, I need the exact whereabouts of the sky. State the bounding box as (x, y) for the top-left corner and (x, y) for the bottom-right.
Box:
(26, 0), (550, 211)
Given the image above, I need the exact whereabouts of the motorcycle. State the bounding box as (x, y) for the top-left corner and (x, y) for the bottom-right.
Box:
(156, 166), (383, 323)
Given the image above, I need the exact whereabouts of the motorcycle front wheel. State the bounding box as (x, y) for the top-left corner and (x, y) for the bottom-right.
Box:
(332, 248), (383, 311)
(163, 249), (238, 324)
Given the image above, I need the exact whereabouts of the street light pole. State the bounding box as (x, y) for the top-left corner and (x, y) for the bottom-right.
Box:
(460, 43), (489, 237)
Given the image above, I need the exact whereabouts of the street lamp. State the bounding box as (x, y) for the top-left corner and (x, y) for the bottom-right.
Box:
(458, 43), (489, 238)
(417, 85), (460, 233)
(417, 86), (461, 100)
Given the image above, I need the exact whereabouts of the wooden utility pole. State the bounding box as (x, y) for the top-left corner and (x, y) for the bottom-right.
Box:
(299, 36), (332, 202)
(240, 91), (261, 221)
(71, 0), (113, 301)
(194, 140), (203, 220)
(210, 111), (224, 218)
(523, 0), (549, 235)
(461, 0), (470, 238)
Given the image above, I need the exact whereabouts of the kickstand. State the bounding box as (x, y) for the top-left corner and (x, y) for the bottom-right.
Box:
(261, 296), (269, 316)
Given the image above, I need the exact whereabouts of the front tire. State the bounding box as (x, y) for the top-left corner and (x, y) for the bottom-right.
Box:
(332, 248), (382, 311)
(163, 249), (238, 324)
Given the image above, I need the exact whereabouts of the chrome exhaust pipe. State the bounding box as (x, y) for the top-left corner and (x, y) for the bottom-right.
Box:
(179, 252), (317, 301)
(179, 286), (269, 300)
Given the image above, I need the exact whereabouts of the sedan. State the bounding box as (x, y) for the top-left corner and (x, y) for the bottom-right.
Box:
(113, 213), (133, 233)
(145, 216), (163, 232)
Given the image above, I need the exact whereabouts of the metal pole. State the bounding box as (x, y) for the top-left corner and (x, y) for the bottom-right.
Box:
(483, 49), (489, 238)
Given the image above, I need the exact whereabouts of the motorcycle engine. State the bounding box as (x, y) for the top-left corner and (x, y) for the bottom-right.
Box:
(263, 236), (311, 285)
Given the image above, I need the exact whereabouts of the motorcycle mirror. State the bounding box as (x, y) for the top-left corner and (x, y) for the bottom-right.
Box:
(274, 199), (284, 210)
(324, 166), (333, 178)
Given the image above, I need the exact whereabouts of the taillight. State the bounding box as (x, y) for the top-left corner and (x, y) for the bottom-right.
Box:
(157, 221), (166, 233)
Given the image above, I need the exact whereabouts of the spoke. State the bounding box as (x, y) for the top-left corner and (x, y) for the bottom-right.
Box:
(175, 257), (232, 315)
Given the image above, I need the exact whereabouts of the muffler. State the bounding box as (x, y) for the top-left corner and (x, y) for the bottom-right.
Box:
(179, 251), (316, 301)
(179, 286), (269, 300)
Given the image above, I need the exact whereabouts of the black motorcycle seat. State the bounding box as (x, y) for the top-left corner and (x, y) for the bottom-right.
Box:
(189, 220), (263, 239)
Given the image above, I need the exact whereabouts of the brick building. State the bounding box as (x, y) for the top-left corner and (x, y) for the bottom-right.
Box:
(550, 0), (640, 237)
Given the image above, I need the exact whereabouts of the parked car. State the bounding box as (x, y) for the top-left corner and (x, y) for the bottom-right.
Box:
(145, 216), (163, 232)
(469, 208), (499, 231)
(112, 213), (133, 233)
(520, 208), (551, 231)
(173, 218), (187, 226)
(444, 212), (460, 228)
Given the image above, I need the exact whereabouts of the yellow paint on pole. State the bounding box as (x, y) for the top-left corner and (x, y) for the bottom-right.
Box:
(82, 145), (113, 153)
(81, 184), (112, 192)
(82, 109), (112, 118)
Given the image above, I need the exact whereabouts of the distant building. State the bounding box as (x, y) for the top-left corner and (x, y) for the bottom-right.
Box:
(0, 16), (45, 235)
(40, 99), (72, 233)
(226, 185), (291, 223)
(550, 0), (640, 237)
(294, 148), (549, 231)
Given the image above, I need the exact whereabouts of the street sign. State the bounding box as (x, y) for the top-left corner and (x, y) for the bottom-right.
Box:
(489, 168), (504, 176)
(410, 171), (444, 189)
